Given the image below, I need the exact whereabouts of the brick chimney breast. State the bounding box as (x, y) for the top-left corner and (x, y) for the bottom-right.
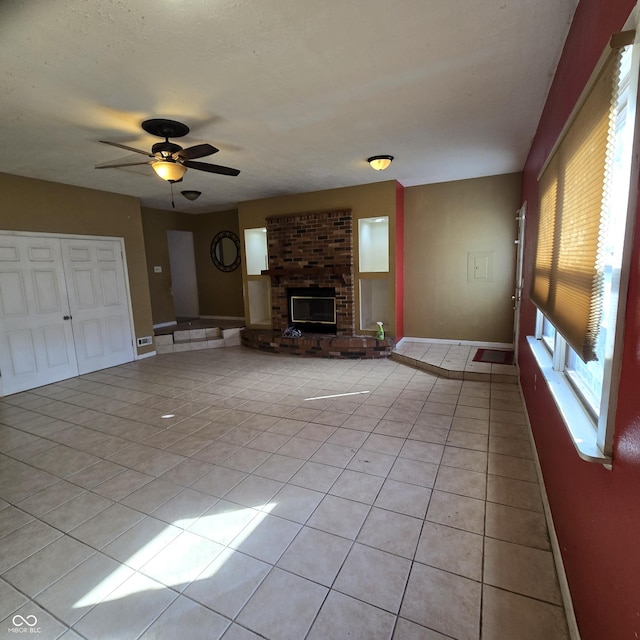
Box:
(265, 209), (355, 335)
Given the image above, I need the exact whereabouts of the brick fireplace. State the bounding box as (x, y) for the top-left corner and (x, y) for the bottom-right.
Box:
(241, 207), (395, 358)
(263, 208), (355, 335)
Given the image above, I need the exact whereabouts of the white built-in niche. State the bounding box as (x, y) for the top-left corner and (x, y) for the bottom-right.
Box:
(244, 227), (271, 326)
(358, 216), (390, 331)
(244, 227), (268, 275)
(358, 216), (389, 272)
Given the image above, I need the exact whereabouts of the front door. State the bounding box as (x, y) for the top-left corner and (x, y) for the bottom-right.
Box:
(0, 235), (78, 395)
(513, 202), (527, 361)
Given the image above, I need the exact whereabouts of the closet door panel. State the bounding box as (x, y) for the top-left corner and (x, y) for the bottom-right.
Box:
(62, 238), (134, 375)
(0, 236), (78, 395)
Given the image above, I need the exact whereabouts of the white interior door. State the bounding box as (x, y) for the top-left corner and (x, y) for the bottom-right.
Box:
(61, 238), (134, 375)
(0, 236), (78, 395)
(167, 230), (199, 319)
(513, 202), (527, 361)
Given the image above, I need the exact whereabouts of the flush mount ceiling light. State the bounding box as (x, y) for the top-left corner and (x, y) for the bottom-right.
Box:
(367, 155), (394, 171)
(152, 160), (187, 182)
(181, 190), (202, 201)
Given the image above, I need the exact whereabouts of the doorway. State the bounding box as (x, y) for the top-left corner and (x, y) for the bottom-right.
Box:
(167, 230), (199, 319)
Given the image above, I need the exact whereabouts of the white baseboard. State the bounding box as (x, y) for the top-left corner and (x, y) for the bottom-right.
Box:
(199, 315), (246, 321)
(518, 381), (580, 640)
(153, 321), (177, 329)
(400, 336), (513, 349)
(136, 350), (157, 360)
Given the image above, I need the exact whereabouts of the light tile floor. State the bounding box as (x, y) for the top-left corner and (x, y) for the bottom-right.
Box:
(393, 340), (518, 384)
(0, 347), (569, 640)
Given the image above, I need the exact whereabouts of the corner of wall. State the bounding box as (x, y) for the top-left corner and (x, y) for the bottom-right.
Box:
(395, 181), (405, 340)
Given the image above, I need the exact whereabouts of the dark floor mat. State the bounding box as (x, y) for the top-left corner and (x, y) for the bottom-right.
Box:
(472, 348), (515, 365)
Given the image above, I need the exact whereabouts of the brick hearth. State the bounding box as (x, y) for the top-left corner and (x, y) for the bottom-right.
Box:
(241, 329), (395, 358)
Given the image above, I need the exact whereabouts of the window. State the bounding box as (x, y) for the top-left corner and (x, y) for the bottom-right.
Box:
(540, 315), (557, 354)
(529, 33), (637, 464)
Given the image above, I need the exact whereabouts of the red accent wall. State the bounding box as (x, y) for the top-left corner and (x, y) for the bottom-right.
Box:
(395, 181), (405, 341)
(519, 1), (640, 638)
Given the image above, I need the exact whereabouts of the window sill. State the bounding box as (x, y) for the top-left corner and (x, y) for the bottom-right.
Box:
(527, 336), (611, 466)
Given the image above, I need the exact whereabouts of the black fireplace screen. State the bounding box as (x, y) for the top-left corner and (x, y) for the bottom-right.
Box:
(290, 296), (336, 324)
(287, 287), (337, 333)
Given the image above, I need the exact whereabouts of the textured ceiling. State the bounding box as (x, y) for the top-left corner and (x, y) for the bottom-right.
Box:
(0, 0), (578, 213)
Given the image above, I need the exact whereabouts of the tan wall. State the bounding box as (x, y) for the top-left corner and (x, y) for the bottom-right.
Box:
(193, 211), (244, 318)
(404, 173), (522, 342)
(141, 207), (244, 325)
(0, 172), (154, 355)
(238, 181), (399, 335)
(239, 181), (397, 224)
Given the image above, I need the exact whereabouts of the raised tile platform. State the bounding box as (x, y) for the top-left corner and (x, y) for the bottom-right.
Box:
(392, 338), (518, 384)
(241, 329), (395, 358)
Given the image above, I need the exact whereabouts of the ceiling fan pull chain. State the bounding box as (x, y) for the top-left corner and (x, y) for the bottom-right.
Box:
(170, 182), (175, 209)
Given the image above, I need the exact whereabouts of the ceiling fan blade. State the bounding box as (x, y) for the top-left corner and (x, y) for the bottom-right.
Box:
(100, 140), (153, 157)
(183, 160), (240, 176)
(95, 160), (152, 169)
(176, 143), (219, 161)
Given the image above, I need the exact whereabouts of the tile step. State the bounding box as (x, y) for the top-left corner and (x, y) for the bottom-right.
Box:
(154, 327), (243, 353)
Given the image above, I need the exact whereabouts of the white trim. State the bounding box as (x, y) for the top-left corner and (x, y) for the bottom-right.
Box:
(118, 239), (138, 359)
(513, 202), (527, 361)
(0, 230), (124, 242)
(135, 350), (157, 360)
(519, 380), (581, 640)
(535, 311), (544, 337)
(527, 336), (611, 465)
(198, 315), (246, 321)
(153, 321), (178, 329)
(399, 337), (513, 349)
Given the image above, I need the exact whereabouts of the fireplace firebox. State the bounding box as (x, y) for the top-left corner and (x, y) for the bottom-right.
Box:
(287, 287), (336, 334)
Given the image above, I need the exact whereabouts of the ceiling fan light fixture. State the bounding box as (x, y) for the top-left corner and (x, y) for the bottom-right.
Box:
(152, 160), (187, 182)
(181, 190), (202, 201)
(368, 155), (394, 171)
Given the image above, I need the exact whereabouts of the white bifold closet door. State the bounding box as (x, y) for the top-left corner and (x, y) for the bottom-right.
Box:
(0, 234), (134, 396)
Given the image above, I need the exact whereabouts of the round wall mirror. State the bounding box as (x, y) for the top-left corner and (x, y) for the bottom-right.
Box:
(210, 230), (241, 272)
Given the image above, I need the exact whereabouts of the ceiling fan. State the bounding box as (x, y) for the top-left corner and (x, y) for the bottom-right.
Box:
(96, 118), (240, 183)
